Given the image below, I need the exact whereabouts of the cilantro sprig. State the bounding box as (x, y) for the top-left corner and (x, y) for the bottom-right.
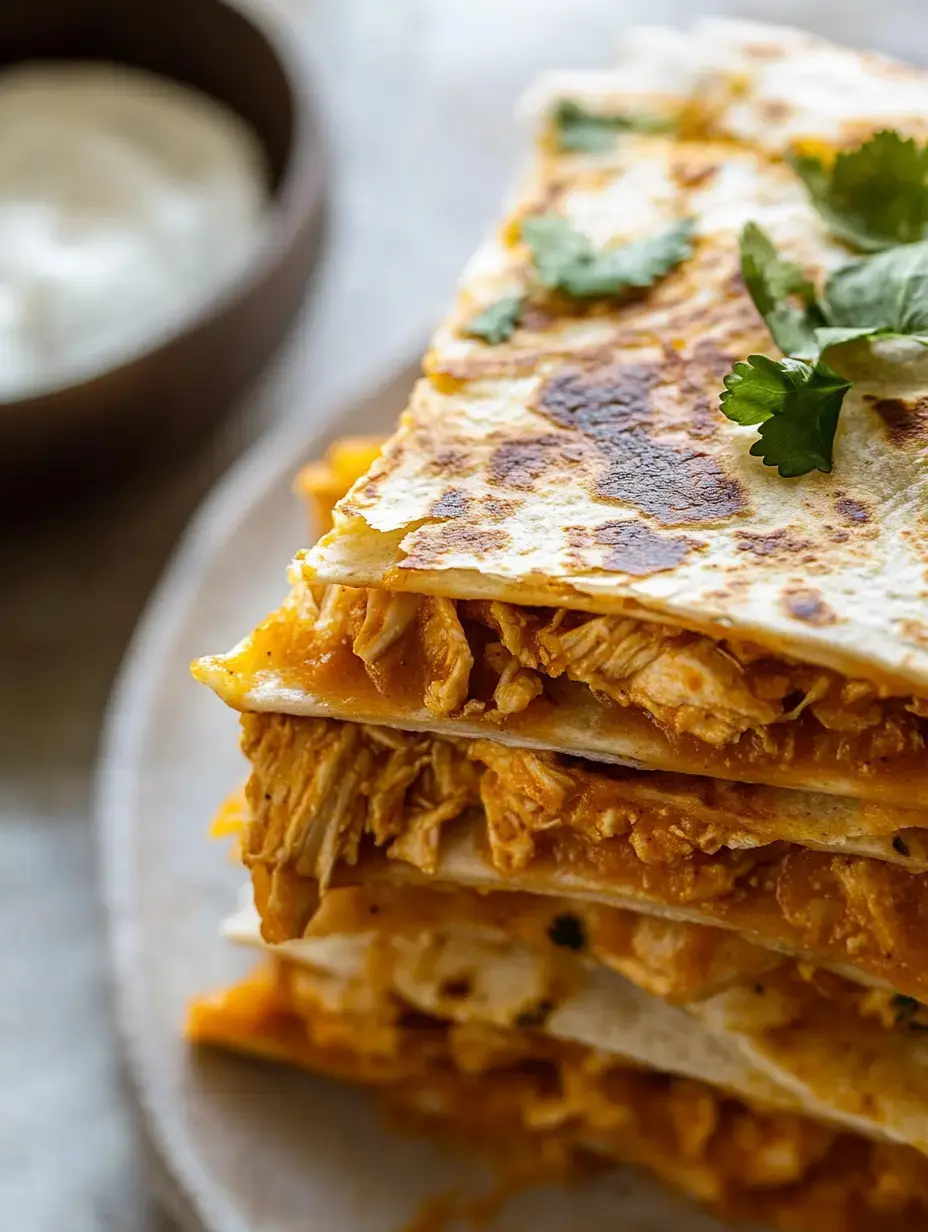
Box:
(739, 222), (823, 358)
(463, 294), (525, 344)
(553, 100), (674, 153)
(521, 214), (694, 300)
(721, 356), (850, 478)
(819, 241), (928, 349)
(792, 130), (928, 252)
(462, 216), (693, 348)
(721, 225), (928, 477)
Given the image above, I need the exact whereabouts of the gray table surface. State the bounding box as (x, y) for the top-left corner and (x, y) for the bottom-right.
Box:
(2, 2), (923, 1228)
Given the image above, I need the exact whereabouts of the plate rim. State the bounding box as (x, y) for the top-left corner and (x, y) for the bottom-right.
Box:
(94, 352), (422, 1232)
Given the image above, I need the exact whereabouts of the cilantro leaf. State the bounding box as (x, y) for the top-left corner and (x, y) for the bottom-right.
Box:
(463, 294), (524, 344)
(740, 222), (823, 356)
(553, 100), (674, 153)
(792, 130), (928, 252)
(720, 354), (850, 477)
(521, 215), (694, 300)
(822, 240), (928, 339)
(521, 215), (592, 287)
(739, 227), (928, 364)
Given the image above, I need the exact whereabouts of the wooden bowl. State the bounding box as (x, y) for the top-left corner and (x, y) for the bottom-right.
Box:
(0, 0), (324, 503)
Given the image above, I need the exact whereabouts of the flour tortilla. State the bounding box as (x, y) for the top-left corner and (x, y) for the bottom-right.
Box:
(300, 21), (928, 695)
(225, 894), (928, 1152)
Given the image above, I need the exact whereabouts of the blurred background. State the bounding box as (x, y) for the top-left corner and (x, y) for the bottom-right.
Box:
(1, 2), (925, 1230)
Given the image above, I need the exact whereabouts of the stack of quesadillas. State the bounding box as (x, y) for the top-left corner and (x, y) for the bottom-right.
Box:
(189, 20), (928, 1229)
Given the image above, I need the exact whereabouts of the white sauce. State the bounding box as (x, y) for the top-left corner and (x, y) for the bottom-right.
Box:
(0, 62), (269, 399)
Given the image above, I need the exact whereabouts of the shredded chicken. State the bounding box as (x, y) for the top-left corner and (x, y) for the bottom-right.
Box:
(352, 589), (420, 664)
(240, 714), (480, 940)
(240, 714), (928, 998)
(486, 643), (544, 715)
(419, 596), (474, 715)
(299, 580), (926, 752)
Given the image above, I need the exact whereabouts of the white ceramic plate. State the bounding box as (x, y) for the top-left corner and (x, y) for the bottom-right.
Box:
(96, 360), (732, 1232)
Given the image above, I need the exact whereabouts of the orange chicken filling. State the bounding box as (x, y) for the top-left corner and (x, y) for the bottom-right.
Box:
(240, 713), (928, 999)
(188, 960), (928, 1232)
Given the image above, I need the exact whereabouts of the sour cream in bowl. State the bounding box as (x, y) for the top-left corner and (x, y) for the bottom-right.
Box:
(0, 0), (323, 504)
(0, 62), (269, 400)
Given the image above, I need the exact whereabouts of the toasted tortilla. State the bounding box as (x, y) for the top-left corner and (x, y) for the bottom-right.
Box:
(301, 24), (928, 698)
(224, 896), (928, 1153)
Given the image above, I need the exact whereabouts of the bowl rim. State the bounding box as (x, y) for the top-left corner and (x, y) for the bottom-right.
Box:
(0, 0), (325, 410)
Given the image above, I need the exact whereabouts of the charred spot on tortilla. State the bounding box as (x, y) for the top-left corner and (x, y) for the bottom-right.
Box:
(488, 435), (585, 491)
(534, 363), (749, 525)
(899, 618), (928, 648)
(567, 520), (702, 577)
(834, 496), (872, 524)
(759, 98), (792, 123)
(735, 528), (814, 559)
(425, 445), (471, 478)
(400, 523), (512, 568)
(783, 587), (838, 626)
(429, 488), (472, 519)
(867, 395), (928, 448)
(485, 497), (520, 522)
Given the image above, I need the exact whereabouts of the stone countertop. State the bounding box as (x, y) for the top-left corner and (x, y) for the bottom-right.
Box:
(1, 2), (923, 1229)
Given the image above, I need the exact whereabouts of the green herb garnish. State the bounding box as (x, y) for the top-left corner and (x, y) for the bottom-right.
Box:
(554, 100), (674, 153)
(739, 221), (824, 357)
(721, 355), (850, 478)
(547, 913), (587, 952)
(818, 240), (928, 348)
(463, 294), (525, 344)
(459, 215), (693, 347)
(521, 214), (694, 300)
(792, 130), (928, 252)
(721, 225), (928, 476)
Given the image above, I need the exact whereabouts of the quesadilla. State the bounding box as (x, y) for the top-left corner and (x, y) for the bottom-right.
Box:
(190, 19), (928, 1231)
(195, 24), (928, 804)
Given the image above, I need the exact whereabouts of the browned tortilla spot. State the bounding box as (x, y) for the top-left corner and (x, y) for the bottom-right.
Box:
(899, 618), (928, 649)
(735, 528), (815, 559)
(672, 162), (719, 191)
(834, 496), (871, 524)
(429, 488), (471, 519)
(782, 587), (838, 626)
(400, 523), (511, 567)
(488, 435), (585, 490)
(533, 363), (749, 526)
(867, 395), (928, 447)
(424, 446), (470, 479)
(759, 98), (791, 122)
(568, 520), (702, 576)
(485, 497), (519, 522)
